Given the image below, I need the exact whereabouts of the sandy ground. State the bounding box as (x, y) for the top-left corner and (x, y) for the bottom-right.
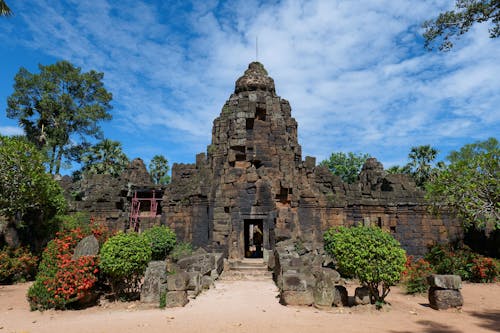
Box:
(1, 277), (499, 333)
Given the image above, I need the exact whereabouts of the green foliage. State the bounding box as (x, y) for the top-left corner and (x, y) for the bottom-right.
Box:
(424, 244), (499, 282)
(387, 145), (439, 188)
(401, 255), (434, 294)
(142, 226), (177, 260)
(7, 60), (112, 174)
(149, 154), (171, 185)
(0, 135), (66, 224)
(0, 247), (38, 284)
(169, 242), (193, 262)
(320, 152), (371, 183)
(426, 138), (499, 230)
(423, 0), (499, 51)
(0, 0), (12, 16)
(159, 290), (166, 309)
(324, 226), (406, 304)
(99, 232), (152, 298)
(27, 223), (105, 310)
(80, 139), (129, 177)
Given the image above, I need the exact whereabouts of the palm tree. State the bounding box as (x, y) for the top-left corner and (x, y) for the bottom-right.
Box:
(408, 145), (438, 187)
(81, 139), (130, 177)
(0, 1), (12, 16)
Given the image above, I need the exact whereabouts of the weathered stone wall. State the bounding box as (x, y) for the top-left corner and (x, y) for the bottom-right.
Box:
(162, 62), (463, 258)
(61, 158), (160, 233)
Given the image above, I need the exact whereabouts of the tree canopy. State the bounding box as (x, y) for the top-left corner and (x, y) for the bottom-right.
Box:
(80, 139), (129, 177)
(7, 60), (113, 174)
(0, 0), (11, 16)
(423, 0), (500, 51)
(426, 137), (499, 230)
(149, 154), (171, 185)
(319, 152), (371, 183)
(0, 135), (66, 222)
(387, 145), (439, 188)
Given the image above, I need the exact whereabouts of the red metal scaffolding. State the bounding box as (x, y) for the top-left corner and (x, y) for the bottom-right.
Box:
(129, 190), (161, 231)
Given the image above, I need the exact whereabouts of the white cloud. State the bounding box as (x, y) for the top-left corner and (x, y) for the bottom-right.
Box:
(0, 126), (24, 136)
(2, 0), (499, 168)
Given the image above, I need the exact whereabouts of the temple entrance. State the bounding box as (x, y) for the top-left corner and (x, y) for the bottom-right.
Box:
(244, 219), (263, 258)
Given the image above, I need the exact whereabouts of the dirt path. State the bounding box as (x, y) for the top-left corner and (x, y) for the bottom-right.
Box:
(1, 279), (499, 333)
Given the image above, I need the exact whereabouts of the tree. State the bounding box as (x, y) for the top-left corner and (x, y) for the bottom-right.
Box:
(320, 152), (371, 183)
(423, 0), (500, 51)
(149, 154), (171, 184)
(80, 139), (129, 177)
(426, 138), (499, 230)
(7, 61), (112, 174)
(324, 226), (406, 305)
(0, 0), (12, 16)
(0, 135), (66, 248)
(0, 135), (66, 220)
(386, 165), (411, 174)
(407, 145), (439, 187)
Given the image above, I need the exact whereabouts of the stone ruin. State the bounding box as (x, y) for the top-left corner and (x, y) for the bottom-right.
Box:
(162, 62), (463, 259)
(60, 158), (163, 233)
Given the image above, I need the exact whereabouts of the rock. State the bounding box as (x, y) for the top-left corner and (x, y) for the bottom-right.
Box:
(201, 275), (214, 290)
(166, 291), (188, 308)
(140, 261), (168, 304)
(354, 286), (371, 305)
(282, 272), (308, 292)
(428, 287), (463, 310)
(167, 272), (189, 291)
(333, 285), (348, 307)
(427, 275), (462, 290)
(72, 235), (99, 260)
(186, 272), (202, 293)
(280, 289), (314, 306)
(313, 278), (335, 308)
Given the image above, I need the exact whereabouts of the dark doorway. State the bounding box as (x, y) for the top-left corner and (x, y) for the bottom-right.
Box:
(244, 219), (263, 258)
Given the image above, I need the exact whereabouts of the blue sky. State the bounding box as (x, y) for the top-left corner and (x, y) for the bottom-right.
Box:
(1, 0), (499, 175)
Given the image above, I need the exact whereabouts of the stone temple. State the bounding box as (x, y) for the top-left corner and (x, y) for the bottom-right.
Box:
(162, 62), (462, 259)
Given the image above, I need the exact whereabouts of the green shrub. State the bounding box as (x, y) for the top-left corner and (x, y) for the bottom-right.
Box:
(169, 242), (193, 262)
(324, 226), (406, 304)
(401, 255), (434, 294)
(142, 226), (176, 260)
(99, 232), (152, 298)
(0, 247), (38, 284)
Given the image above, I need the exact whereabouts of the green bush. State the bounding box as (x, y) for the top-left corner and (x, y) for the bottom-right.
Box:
(324, 226), (406, 304)
(99, 232), (152, 298)
(0, 247), (38, 284)
(169, 242), (193, 262)
(142, 226), (176, 260)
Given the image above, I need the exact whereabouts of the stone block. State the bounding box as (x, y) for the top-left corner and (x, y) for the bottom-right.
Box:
(167, 271), (189, 291)
(282, 272), (308, 291)
(333, 285), (348, 307)
(201, 275), (214, 290)
(72, 235), (100, 260)
(166, 291), (188, 308)
(427, 274), (462, 290)
(280, 289), (314, 306)
(428, 287), (463, 310)
(354, 286), (371, 305)
(141, 261), (168, 304)
(186, 271), (202, 292)
(313, 279), (334, 308)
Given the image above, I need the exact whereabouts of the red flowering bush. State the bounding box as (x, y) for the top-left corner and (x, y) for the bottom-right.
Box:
(27, 221), (109, 310)
(0, 247), (38, 284)
(470, 257), (499, 283)
(401, 255), (434, 294)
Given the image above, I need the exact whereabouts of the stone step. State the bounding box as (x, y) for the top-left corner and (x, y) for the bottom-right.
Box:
(223, 258), (273, 281)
